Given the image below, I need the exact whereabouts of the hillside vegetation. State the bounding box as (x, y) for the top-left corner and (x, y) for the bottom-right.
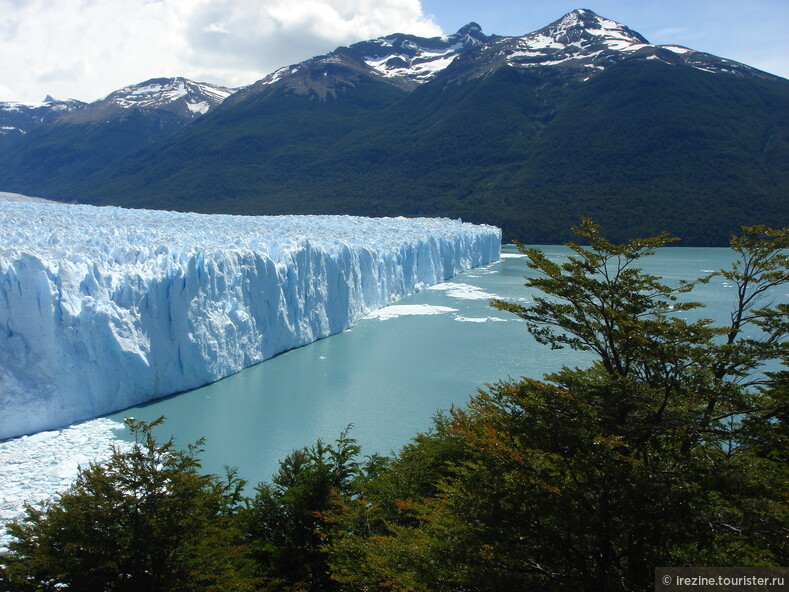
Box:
(10, 60), (786, 245)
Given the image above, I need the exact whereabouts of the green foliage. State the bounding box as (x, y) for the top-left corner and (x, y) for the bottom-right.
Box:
(0, 417), (258, 592)
(325, 222), (789, 591)
(0, 111), (186, 198)
(241, 427), (366, 592)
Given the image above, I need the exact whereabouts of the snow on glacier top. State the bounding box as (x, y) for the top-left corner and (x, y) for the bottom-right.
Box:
(0, 202), (493, 267)
(0, 191), (54, 203)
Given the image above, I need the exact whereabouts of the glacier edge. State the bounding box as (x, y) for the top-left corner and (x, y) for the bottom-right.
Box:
(0, 202), (501, 440)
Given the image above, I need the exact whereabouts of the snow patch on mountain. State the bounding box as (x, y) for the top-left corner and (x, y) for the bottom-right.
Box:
(364, 50), (459, 81)
(355, 23), (489, 84)
(501, 9), (648, 71)
(662, 45), (692, 55)
(103, 77), (233, 113)
(186, 101), (211, 114)
(254, 22), (492, 92)
(0, 97), (86, 135)
(487, 8), (774, 81)
(0, 202), (501, 440)
(261, 66), (292, 86)
(361, 39), (469, 82)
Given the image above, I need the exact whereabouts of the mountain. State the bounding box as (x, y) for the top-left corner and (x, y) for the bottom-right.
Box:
(60, 77), (235, 122)
(0, 77), (233, 199)
(3, 9), (788, 245)
(441, 9), (776, 83)
(236, 21), (492, 97)
(0, 96), (86, 150)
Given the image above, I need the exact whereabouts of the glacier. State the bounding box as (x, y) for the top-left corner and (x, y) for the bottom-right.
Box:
(0, 200), (501, 440)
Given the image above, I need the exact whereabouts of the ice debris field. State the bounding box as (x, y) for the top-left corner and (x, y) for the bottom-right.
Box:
(0, 199), (501, 441)
(0, 419), (130, 551)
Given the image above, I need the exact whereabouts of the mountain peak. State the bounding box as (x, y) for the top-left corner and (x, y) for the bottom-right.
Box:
(433, 8), (777, 87)
(253, 23), (494, 95)
(355, 24), (491, 85)
(40, 77), (236, 126)
(540, 8), (650, 47)
(463, 9), (651, 80)
(99, 77), (233, 116)
(456, 22), (483, 36)
(0, 95), (87, 137)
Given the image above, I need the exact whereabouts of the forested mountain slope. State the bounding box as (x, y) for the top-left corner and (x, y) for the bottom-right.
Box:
(3, 9), (787, 244)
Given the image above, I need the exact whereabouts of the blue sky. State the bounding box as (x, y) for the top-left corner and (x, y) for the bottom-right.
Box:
(1, 0), (786, 104)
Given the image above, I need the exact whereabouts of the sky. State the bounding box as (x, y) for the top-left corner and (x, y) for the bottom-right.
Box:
(1, 0), (787, 104)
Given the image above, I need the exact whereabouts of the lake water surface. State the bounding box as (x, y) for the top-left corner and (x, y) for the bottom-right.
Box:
(107, 244), (746, 487)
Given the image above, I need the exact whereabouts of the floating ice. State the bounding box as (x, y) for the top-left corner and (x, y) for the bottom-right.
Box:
(453, 315), (509, 323)
(0, 418), (129, 552)
(428, 282), (498, 300)
(366, 304), (459, 320)
(0, 201), (501, 440)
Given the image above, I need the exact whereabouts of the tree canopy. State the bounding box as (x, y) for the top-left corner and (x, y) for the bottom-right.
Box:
(325, 220), (789, 591)
(0, 417), (258, 592)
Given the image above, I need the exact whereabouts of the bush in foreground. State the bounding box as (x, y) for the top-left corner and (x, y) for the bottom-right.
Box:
(0, 417), (257, 592)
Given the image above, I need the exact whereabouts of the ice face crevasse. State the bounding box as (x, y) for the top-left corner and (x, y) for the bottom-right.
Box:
(0, 202), (501, 440)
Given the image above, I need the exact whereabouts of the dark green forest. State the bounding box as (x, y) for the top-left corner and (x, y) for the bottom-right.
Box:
(3, 59), (788, 246)
(2, 222), (787, 591)
(70, 64), (789, 245)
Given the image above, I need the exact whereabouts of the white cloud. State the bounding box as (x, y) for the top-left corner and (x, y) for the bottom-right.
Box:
(0, 0), (441, 103)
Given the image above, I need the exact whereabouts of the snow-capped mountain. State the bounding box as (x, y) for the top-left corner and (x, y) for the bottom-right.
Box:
(444, 9), (777, 83)
(59, 77), (235, 124)
(238, 9), (776, 101)
(0, 77), (233, 140)
(0, 77), (237, 198)
(0, 96), (86, 140)
(340, 22), (491, 86)
(236, 22), (492, 100)
(109, 77), (233, 111)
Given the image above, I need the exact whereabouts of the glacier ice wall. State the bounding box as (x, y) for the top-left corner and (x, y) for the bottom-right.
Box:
(0, 202), (501, 440)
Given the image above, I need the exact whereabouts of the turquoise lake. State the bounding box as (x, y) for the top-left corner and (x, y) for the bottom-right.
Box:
(108, 245), (748, 488)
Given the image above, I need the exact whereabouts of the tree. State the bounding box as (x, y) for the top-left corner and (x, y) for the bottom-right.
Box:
(0, 417), (257, 592)
(242, 427), (365, 592)
(326, 220), (788, 591)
